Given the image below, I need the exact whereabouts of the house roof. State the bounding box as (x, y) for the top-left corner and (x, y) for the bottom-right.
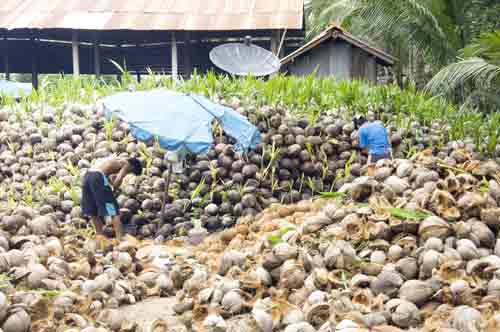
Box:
(0, 0), (304, 31)
(281, 25), (396, 66)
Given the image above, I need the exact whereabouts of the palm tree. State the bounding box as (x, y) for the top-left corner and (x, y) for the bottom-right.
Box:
(426, 30), (500, 110)
(304, 0), (499, 89)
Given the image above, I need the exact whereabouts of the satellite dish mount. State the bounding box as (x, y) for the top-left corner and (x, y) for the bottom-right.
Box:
(244, 36), (252, 46)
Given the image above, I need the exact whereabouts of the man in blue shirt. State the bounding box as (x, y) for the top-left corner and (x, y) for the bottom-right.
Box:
(354, 115), (392, 165)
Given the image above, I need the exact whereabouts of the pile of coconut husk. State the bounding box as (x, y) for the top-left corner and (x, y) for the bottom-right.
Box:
(167, 151), (500, 332)
(0, 152), (500, 332)
(0, 151), (499, 331)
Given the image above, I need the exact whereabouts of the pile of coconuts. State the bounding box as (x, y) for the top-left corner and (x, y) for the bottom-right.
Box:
(0, 95), (494, 241)
(170, 151), (500, 332)
(0, 94), (499, 331)
(0, 142), (499, 332)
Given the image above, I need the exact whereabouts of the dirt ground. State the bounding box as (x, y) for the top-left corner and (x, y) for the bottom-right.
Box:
(119, 296), (184, 331)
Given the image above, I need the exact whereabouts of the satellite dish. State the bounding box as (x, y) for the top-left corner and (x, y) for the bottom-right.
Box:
(209, 36), (281, 76)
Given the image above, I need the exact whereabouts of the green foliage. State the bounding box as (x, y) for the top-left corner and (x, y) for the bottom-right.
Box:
(267, 226), (297, 245)
(426, 30), (500, 111)
(386, 207), (432, 221)
(319, 192), (347, 199)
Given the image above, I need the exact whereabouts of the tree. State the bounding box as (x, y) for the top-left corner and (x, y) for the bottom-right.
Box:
(426, 30), (500, 111)
(304, 0), (499, 90)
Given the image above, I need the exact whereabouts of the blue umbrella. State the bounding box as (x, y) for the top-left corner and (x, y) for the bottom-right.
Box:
(101, 89), (262, 222)
(101, 89), (261, 156)
(0, 80), (32, 99)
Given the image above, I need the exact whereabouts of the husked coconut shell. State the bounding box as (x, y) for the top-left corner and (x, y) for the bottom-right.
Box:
(27, 216), (58, 236)
(284, 322), (316, 332)
(420, 250), (443, 278)
(399, 280), (437, 306)
(221, 290), (246, 314)
(488, 279), (500, 297)
(456, 239), (479, 261)
(27, 263), (49, 288)
(384, 176), (409, 195)
(370, 270), (404, 297)
(455, 220), (495, 248)
(395, 258), (418, 280)
(273, 243), (298, 262)
(419, 216), (451, 241)
(97, 309), (125, 331)
(480, 208), (500, 225)
(280, 260), (306, 289)
(488, 180), (500, 202)
(218, 251), (246, 275)
(386, 299), (421, 328)
(2, 308), (30, 332)
(451, 306), (482, 332)
(0, 292), (7, 322)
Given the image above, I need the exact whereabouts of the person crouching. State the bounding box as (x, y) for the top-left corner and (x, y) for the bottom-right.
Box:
(81, 157), (143, 240)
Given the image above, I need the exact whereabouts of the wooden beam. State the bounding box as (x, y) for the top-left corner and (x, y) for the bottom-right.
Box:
(93, 39), (101, 77)
(2, 36), (9, 81)
(31, 34), (38, 90)
(72, 30), (80, 77)
(171, 32), (178, 79)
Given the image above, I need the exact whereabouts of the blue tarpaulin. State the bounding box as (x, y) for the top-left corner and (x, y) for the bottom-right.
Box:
(0, 80), (32, 98)
(101, 89), (261, 156)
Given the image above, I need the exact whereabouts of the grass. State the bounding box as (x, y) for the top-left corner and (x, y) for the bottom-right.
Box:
(319, 192), (347, 200)
(0, 273), (14, 289)
(266, 225), (297, 245)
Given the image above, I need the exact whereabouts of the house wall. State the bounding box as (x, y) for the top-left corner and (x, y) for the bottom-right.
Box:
(350, 47), (377, 83)
(283, 40), (380, 83)
(285, 41), (352, 80)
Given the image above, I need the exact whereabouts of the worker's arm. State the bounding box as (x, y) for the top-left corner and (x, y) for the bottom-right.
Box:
(111, 160), (128, 188)
(385, 127), (394, 159)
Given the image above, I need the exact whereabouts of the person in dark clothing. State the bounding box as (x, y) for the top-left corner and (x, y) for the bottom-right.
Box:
(81, 157), (142, 240)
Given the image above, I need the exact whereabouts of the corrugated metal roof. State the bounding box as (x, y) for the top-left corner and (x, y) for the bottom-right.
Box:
(281, 25), (396, 66)
(0, 0), (304, 31)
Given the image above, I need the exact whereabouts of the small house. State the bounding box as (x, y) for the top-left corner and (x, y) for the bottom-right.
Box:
(280, 25), (396, 83)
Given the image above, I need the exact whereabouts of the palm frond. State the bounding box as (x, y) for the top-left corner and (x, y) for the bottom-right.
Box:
(425, 57), (500, 94)
(305, 0), (452, 65)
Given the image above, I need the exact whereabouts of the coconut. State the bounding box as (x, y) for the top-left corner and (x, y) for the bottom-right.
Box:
(2, 308), (31, 332)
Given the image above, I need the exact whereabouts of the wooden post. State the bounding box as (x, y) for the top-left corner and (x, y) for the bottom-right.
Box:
(171, 32), (178, 79)
(72, 30), (80, 77)
(183, 32), (192, 78)
(3, 36), (9, 81)
(270, 30), (281, 56)
(31, 34), (38, 90)
(93, 39), (101, 77)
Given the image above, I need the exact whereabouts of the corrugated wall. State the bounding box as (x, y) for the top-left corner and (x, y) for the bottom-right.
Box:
(285, 40), (352, 80)
(284, 40), (378, 82)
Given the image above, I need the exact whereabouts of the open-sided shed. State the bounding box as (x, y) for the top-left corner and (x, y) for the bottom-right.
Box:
(280, 25), (396, 83)
(0, 0), (305, 87)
